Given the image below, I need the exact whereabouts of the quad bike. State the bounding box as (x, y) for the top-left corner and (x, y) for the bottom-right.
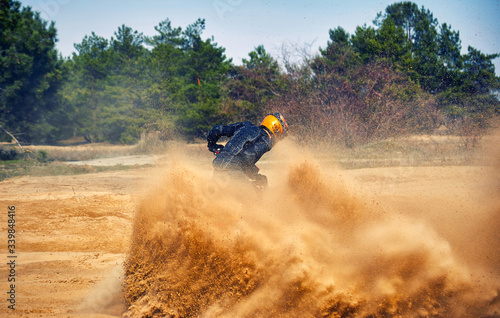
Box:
(209, 144), (268, 191)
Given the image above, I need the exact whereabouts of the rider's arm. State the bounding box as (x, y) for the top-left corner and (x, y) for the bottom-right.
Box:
(207, 122), (253, 145)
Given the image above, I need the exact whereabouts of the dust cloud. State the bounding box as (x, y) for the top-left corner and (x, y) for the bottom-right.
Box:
(123, 140), (499, 317)
(79, 264), (126, 316)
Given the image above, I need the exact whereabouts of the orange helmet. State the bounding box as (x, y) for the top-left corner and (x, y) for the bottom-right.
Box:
(260, 113), (289, 139)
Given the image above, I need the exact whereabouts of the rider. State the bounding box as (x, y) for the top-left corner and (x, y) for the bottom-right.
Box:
(206, 113), (289, 188)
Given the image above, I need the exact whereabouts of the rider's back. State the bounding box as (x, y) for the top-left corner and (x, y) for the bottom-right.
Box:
(212, 123), (272, 174)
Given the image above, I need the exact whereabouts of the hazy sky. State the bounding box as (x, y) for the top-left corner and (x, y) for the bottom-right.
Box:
(20, 0), (500, 73)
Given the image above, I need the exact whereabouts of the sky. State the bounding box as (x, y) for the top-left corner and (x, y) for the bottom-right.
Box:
(19, 0), (500, 74)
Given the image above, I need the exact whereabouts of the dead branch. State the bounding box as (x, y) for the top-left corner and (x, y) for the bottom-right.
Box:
(0, 125), (25, 153)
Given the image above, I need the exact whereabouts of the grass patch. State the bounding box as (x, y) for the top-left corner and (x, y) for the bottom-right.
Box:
(24, 144), (138, 161)
(22, 135), (175, 162)
(0, 160), (144, 182)
(309, 134), (485, 169)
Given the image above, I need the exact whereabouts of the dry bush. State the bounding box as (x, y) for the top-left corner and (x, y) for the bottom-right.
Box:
(271, 60), (439, 148)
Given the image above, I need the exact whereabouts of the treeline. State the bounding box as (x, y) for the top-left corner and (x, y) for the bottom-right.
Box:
(1, 0), (499, 146)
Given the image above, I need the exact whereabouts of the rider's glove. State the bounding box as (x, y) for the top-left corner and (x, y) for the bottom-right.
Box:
(208, 143), (224, 154)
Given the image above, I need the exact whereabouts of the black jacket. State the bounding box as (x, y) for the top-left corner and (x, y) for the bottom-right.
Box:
(207, 122), (273, 177)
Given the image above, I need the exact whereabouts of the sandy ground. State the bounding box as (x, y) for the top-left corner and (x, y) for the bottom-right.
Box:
(0, 151), (499, 316)
(62, 155), (163, 167)
(0, 167), (156, 317)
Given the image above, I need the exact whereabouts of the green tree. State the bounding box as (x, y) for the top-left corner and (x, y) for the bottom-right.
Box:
(351, 25), (380, 63)
(0, 0), (62, 143)
(178, 33), (232, 137)
(438, 23), (461, 82)
(145, 19), (232, 138)
(228, 45), (282, 104)
(374, 1), (419, 42)
(440, 47), (500, 134)
(144, 18), (183, 47)
(461, 46), (499, 95)
(371, 1), (499, 137)
(372, 1), (498, 96)
(69, 32), (111, 141)
(317, 27), (361, 76)
(111, 24), (145, 60)
(223, 45), (283, 123)
(375, 17), (411, 65)
(375, 2), (442, 91)
(63, 25), (152, 144)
